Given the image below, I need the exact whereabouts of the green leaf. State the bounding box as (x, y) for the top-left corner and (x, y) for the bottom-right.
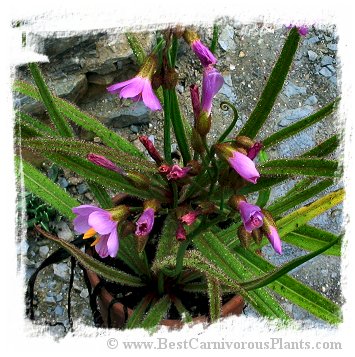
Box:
(126, 33), (146, 66)
(304, 135), (339, 157)
(259, 158), (339, 177)
(126, 294), (155, 329)
(210, 24), (219, 54)
(207, 276), (222, 322)
(277, 188), (344, 237)
(87, 182), (113, 209)
(283, 225), (341, 256)
(169, 89), (191, 165)
(241, 237), (340, 290)
(239, 28), (300, 138)
(16, 156), (79, 219)
(234, 247), (341, 323)
(141, 295), (171, 329)
(16, 110), (58, 137)
(262, 99), (340, 148)
(171, 297), (193, 323)
(36, 227), (145, 287)
(28, 63), (74, 138)
(14, 80), (144, 158)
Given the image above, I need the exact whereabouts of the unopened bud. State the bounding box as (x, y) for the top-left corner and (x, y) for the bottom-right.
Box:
(109, 205), (130, 223)
(228, 195), (247, 210)
(176, 223), (187, 241)
(196, 111), (211, 137)
(126, 172), (150, 189)
(252, 228), (263, 245)
(187, 160), (202, 176)
(237, 225), (253, 248)
(191, 128), (205, 154)
(139, 135), (163, 165)
(136, 235), (149, 254)
(234, 135), (255, 149)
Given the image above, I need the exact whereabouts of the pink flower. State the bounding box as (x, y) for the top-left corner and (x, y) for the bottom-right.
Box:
(180, 210), (200, 226)
(287, 24), (309, 37)
(158, 164), (171, 174)
(266, 226), (282, 254)
(72, 205), (119, 258)
(191, 39), (217, 67)
(87, 153), (126, 175)
(247, 142), (263, 160)
(176, 223), (187, 241)
(238, 201), (264, 233)
(107, 76), (161, 111)
(201, 65), (224, 116)
(166, 164), (191, 180)
(135, 208), (155, 237)
(228, 151), (260, 184)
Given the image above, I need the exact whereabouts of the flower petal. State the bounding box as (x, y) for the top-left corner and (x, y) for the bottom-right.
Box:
(119, 77), (145, 99)
(95, 235), (109, 258)
(73, 215), (91, 234)
(142, 79), (162, 111)
(267, 226), (282, 254)
(228, 151), (260, 184)
(72, 205), (103, 216)
(107, 228), (119, 258)
(88, 211), (117, 234)
(107, 78), (137, 94)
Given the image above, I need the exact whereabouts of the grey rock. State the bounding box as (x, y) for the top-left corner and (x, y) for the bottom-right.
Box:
(45, 296), (56, 304)
(49, 73), (88, 103)
(53, 263), (69, 279)
(327, 65), (336, 73)
(110, 101), (150, 128)
(305, 95), (318, 105)
(218, 74), (236, 102)
(56, 294), (64, 302)
(176, 84), (185, 94)
(67, 176), (82, 185)
(130, 125), (139, 134)
(54, 306), (64, 316)
(80, 289), (89, 299)
(218, 25), (236, 52)
(329, 75), (338, 85)
(54, 221), (74, 241)
(13, 94), (45, 116)
(307, 50), (318, 61)
(306, 36), (320, 44)
(327, 43), (337, 51)
(284, 82), (307, 97)
(278, 106), (313, 127)
(39, 245), (49, 258)
(319, 67), (332, 78)
(77, 183), (89, 194)
(87, 72), (116, 86)
(58, 177), (69, 188)
(321, 55), (334, 66)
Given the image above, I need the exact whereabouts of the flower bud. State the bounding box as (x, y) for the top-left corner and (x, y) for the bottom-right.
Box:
(237, 225), (253, 248)
(247, 142), (263, 160)
(252, 228), (263, 245)
(234, 136), (255, 150)
(196, 111), (211, 137)
(167, 164), (191, 180)
(176, 223), (187, 241)
(126, 172), (151, 189)
(261, 209), (282, 254)
(139, 135), (164, 165)
(109, 205), (130, 223)
(190, 84), (201, 124)
(87, 153), (125, 175)
(191, 127), (205, 154)
(186, 160), (202, 176)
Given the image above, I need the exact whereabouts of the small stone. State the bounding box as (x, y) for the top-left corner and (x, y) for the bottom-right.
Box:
(58, 177), (69, 188)
(176, 84), (184, 94)
(68, 176), (82, 185)
(39, 245), (50, 258)
(54, 306), (64, 316)
(321, 269), (329, 276)
(229, 64), (236, 70)
(218, 25), (236, 52)
(307, 50), (318, 61)
(321, 286), (326, 292)
(321, 55), (334, 66)
(55, 221), (74, 241)
(305, 95), (318, 105)
(238, 51), (246, 58)
(93, 137), (102, 143)
(327, 43), (337, 51)
(331, 272), (337, 279)
(329, 75), (338, 85)
(284, 82), (307, 97)
(278, 106), (313, 127)
(53, 263), (69, 279)
(56, 294), (64, 302)
(80, 289), (89, 299)
(307, 36), (320, 44)
(84, 192), (94, 200)
(327, 65), (336, 73)
(77, 183), (89, 194)
(45, 296), (56, 304)
(130, 125), (139, 134)
(319, 67), (332, 77)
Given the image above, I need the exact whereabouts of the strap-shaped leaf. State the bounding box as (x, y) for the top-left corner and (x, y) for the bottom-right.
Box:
(36, 226), (145, 287)
(234, 246), (341, 323)
(16, 156), (79, 219)
(14, 80), (143, 157)
(28, 63), (74, 138)
(240, 236), (340, 290)
(171, 297), (193, 323)
(283, 225), (341, 256)
(207, 276), (222, 322)
(21, 137), (156, 173)
(16, 110), (58, 137)
(141, 295), (171, 329)
(210, 24), (219, 54)
(87, 182), (113, 209)
(277, 188), (344, 237)
(259, 158), (339, 177)
(239, 28), (300, 138)
(126, 33), (146, 66)
(262, 98), (340, 148)
(126, 294), (154, 329)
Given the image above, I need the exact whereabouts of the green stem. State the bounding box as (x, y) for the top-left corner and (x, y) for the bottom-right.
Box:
(152, 37), (165, 55)
(163, 89), (172, 164)
(217, 101), (239, 143)
(210, 25), (219, 54)
(172, 182), (178, 209)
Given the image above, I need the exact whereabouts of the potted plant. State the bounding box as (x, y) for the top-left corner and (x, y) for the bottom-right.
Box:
(16, 24), (343, 331)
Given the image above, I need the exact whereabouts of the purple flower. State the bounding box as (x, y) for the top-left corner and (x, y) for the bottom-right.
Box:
(72, 205), (119, 258)
(166, 165), (191, 180)
(87, 153), (126, 175)
(238, 201), (264, 233)
(266, 226), (282, 254)
(228, 150), (260, 184)
(135, 208), (155, 237)
(201, 65), (224, 116)
(180, 210), (200, 226)
(107, 76), (161, 111)
(247, 142), (263, 160)
(176, 223), (187, 241)
(287, 24), (309, 37)
(191, 39), (217, 67)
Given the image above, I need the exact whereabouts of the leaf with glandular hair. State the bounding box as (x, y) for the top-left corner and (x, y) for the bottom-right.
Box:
(171, 297), (193, 323)
(28, 63), (74, 138)
(239, 28), (301, 138)
(277, 188), (344, 237)
(35, 226), (145, 287)
(207, 275), (222, 322)
(13, 80), (143, 157)
(16, 156), (79, 219)
(234, 246), (341, 323)
(16, 110), (58, 137)
(126, 294), (155, 329)
(259, 158), (339, 177)
(126, 33), (146, 66)
(141, 295), (171, 329)
(87, 182), (113, 209)
(262, 98), (340, 148)
(21, 137), (157, 173)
